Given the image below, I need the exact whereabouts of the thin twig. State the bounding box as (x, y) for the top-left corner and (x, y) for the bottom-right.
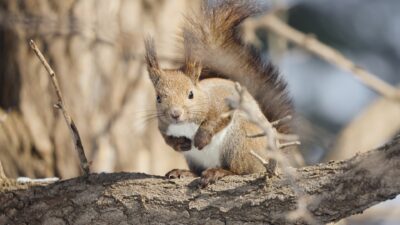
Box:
(271, 115), (292, 127)
(244, 14), (400, 101)
(0, 160), (6, 179)
(246, 132), (268, 138)
(229, 81), (316, 223)
(250, 150), (269, 165)
(17, 177), (59, 185)
(246, 129), (299, 141)
(278, 141), (301, 149)
(229, 82), (281, 175)
(30, 40), (90, 176)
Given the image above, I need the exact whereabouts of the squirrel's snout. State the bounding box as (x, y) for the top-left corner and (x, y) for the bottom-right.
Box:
(169, 107), (183, 120)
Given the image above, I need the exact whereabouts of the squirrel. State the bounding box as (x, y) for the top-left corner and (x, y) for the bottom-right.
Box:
(144, 1), (296, 187)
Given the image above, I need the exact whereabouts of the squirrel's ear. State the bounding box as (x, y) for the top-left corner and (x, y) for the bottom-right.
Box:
(144, 37), (161, 85)
(184, 60), (202, 84)
(183, 32), (202, 83)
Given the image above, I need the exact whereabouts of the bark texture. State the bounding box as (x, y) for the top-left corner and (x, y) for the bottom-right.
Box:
(1, 136), (399, 225)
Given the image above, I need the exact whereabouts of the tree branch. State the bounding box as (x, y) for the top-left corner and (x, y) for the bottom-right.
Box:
(243, 14), (400, 101)
(29, 40), (90, 176)
(326, 95), (400, 161)
(1, 136), (399, 224)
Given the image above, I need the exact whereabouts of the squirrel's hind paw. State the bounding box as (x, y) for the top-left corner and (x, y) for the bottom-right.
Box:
(200, 168), (234, 188)
(165, 169), (197, 179)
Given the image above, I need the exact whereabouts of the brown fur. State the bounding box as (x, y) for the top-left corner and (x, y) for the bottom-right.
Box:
(144, 1), (296, 186)
(184, 1), (294, 134)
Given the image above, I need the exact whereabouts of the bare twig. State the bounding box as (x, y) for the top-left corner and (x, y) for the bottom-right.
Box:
(250, 150), (269, 166)
(29, 40), (90, 176)
(246, 132), (268, 138)
(228, 82), (303, 178)
(227, 82), (280, 175)
(229, 82), (316, 223)
(17, 177), (59, 185)
(278, 141), (301, 149)
(271, 115), (292, 127)
(243, 14), (400, 100)
(248, 115), (298, 141)
(0, 160), (6, 179)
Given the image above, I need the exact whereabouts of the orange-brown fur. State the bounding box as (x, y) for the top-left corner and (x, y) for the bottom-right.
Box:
(144, 1), (296, 186)
(185, 1), (294, 134)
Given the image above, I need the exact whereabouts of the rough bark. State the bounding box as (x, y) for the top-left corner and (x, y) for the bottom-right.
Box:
(1, 135), (399, 225)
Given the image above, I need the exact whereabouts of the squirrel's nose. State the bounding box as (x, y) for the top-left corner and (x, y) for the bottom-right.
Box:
(170, 108), (183, 120)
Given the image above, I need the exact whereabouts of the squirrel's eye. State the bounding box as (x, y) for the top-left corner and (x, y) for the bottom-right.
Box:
(156, 95), (161, 103)
(188, 91), (194, 99)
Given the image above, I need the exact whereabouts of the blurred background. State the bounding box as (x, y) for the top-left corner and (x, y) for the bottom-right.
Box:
(0, 0), (399, 224)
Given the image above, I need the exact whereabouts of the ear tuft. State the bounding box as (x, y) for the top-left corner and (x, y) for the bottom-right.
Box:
(144, 37), (161, 85)
(183, 31), (202, 83)
(144, 37), (159, 70)
(184, 60), (202, 83)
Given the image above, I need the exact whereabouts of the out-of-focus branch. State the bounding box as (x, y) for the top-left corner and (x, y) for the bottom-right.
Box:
(243, 14), (400, 101)
(228, 83), (317, 223)
(267, 1), (289, 64)
(326, 93), (400, 161)
(29, 40), (90, 176)
(1, 136), (400, 224)
(0, 110), (7, 123)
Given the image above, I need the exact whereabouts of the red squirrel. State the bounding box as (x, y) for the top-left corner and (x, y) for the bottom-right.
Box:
(144, 1), (296, 187)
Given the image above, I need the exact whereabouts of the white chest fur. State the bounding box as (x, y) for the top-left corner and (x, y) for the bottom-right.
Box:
(166, 122), (199, 139)
(166, 122), (231, 169)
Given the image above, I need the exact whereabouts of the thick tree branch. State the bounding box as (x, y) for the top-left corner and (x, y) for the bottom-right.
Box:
(1, 135), (399, 225)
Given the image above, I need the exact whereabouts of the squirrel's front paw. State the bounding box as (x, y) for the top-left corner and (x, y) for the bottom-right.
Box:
(194, 129), (212, 150)
(176, 137), (192, 151)
(167, 136), (192, 151)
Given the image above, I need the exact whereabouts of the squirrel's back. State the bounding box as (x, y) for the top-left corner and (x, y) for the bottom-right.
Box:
(184, 1), (294, 134)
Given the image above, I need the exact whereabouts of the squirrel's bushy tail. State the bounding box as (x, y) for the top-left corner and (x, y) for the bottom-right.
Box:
(184, 1), (294, 133)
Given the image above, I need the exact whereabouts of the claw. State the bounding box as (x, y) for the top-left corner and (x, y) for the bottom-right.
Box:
(165, 169), (197, 179)
(199, 168), (233, 188)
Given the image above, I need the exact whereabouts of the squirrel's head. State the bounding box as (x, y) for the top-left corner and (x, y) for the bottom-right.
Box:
(144, 37), (208, 125)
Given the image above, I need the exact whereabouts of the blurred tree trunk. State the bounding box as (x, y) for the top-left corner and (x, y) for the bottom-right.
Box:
(0, 0), (199, 178)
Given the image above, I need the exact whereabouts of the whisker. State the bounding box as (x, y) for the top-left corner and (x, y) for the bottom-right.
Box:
(133, 114), (166, 126)
(125, 107), (159, 116)
(134, 113), (163, 120)
(188, 110), (204, 114)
